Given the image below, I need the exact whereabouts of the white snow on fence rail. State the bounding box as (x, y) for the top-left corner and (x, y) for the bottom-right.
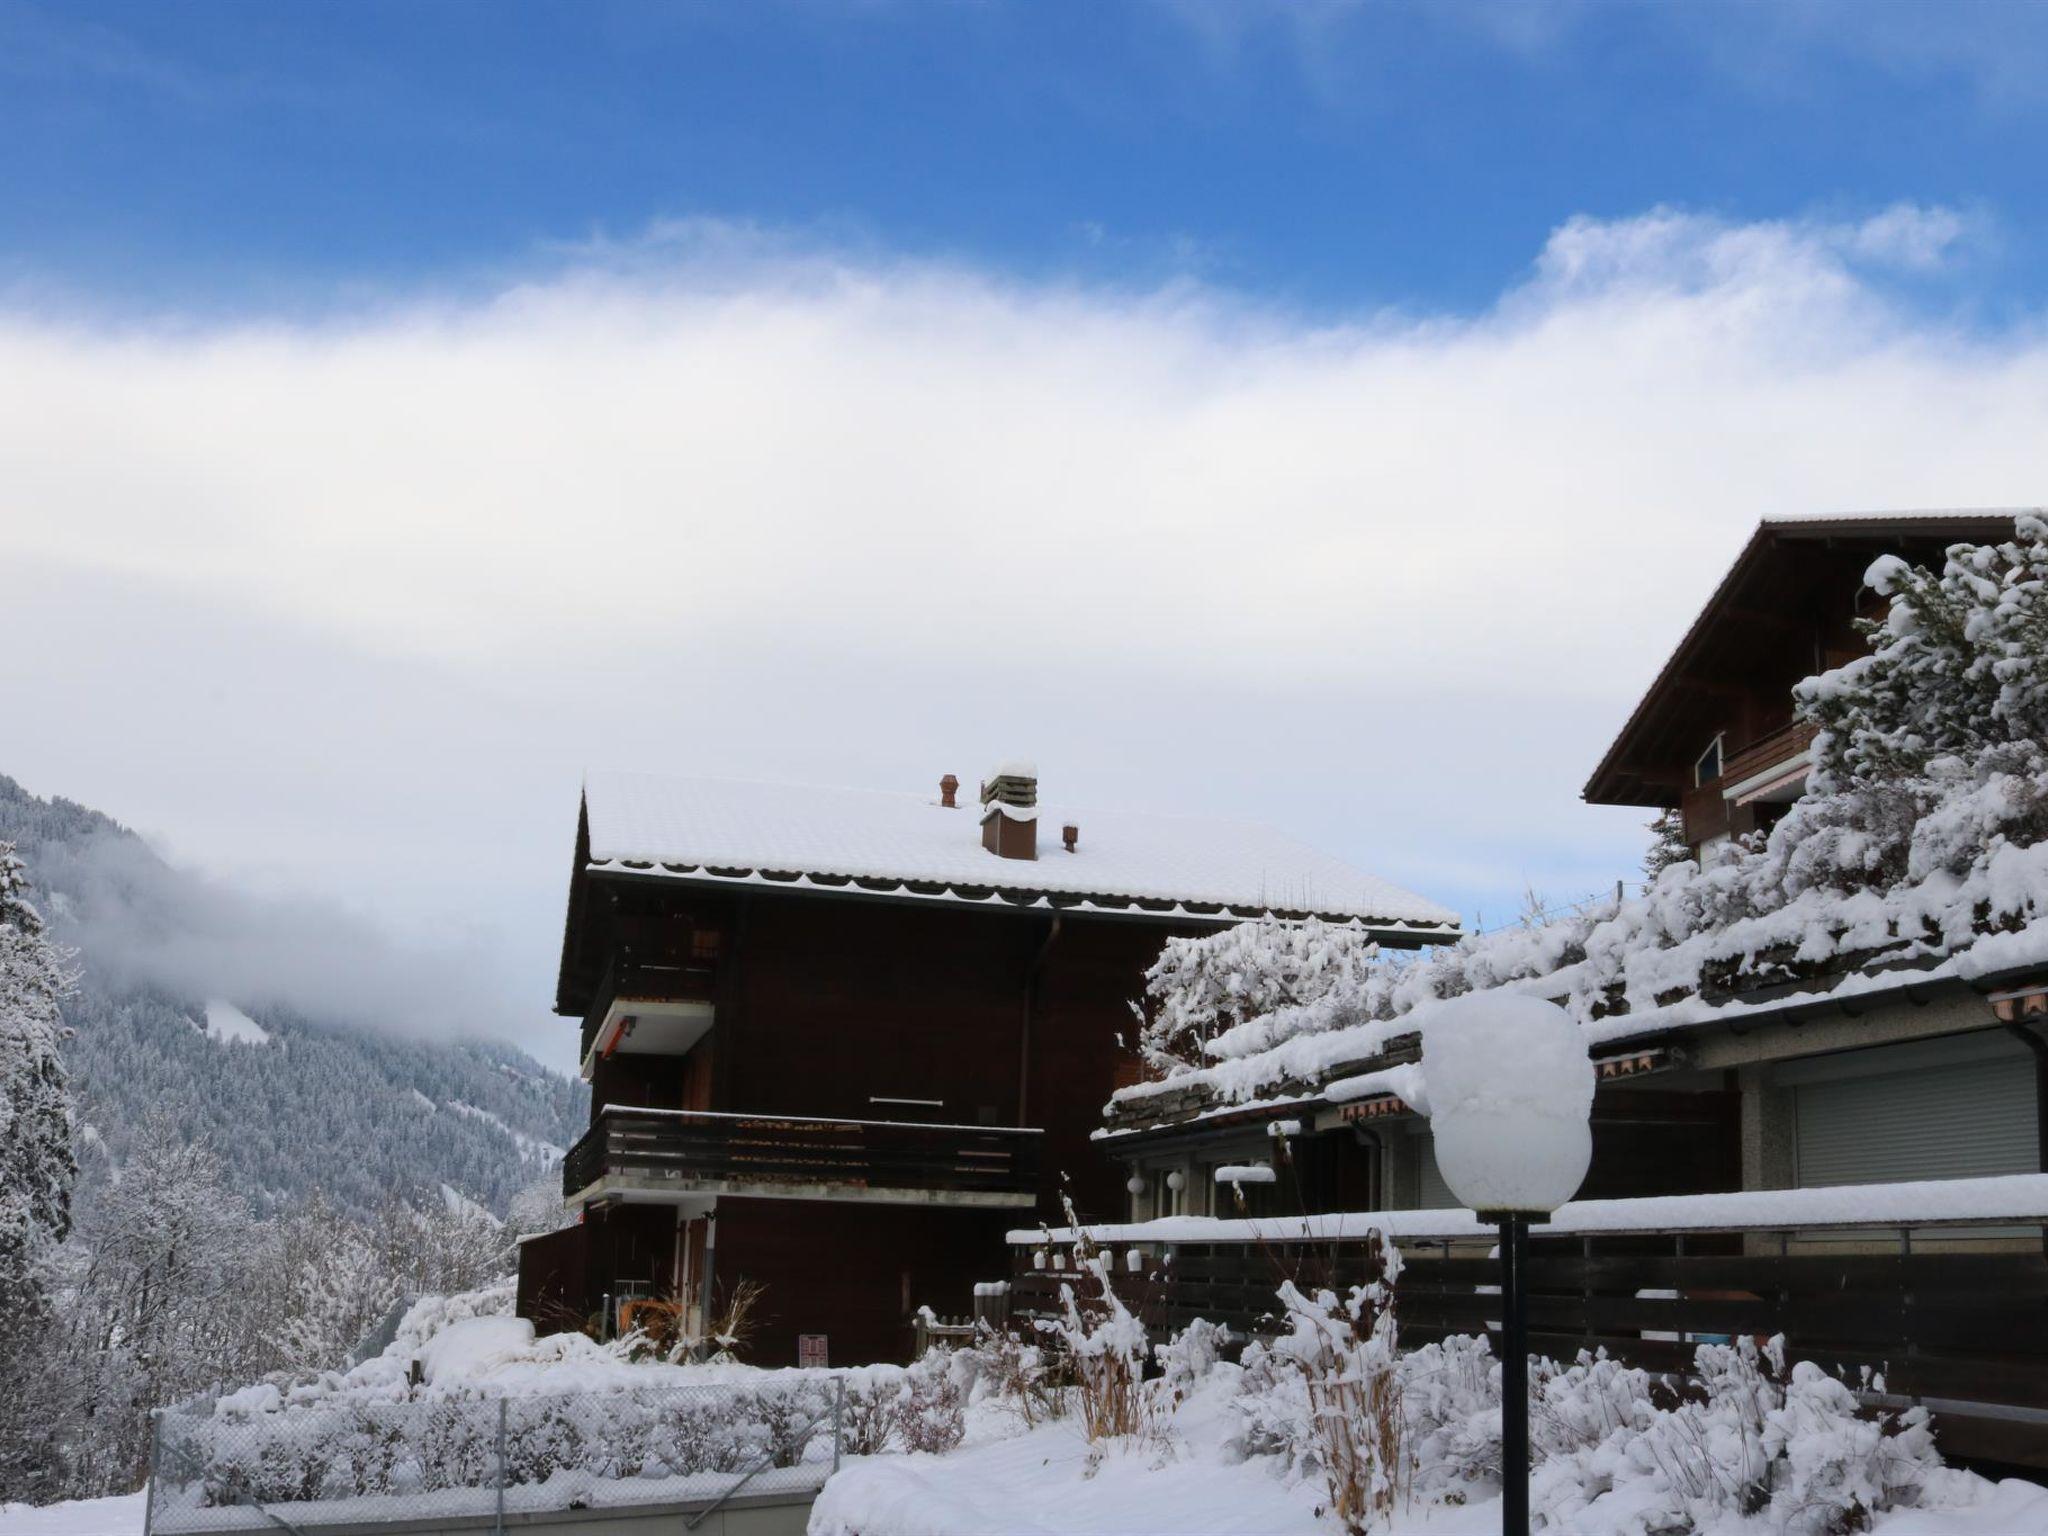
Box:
(1009, 1172), (2048, 1247)
(1212, 1164), (1276, 1185)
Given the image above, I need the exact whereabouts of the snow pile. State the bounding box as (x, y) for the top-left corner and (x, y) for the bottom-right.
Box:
(1420, 994), (1592, 1215)
(1117, 519), (2048, 1120)
(416, 1316), (531, 1385)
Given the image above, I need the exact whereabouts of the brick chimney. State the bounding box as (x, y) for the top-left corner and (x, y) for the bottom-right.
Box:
(939, 773), (959, 809)
(979, 762), (1038, 861)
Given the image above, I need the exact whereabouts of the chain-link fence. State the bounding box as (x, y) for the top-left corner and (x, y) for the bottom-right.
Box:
(146, 1378), (845, 1534)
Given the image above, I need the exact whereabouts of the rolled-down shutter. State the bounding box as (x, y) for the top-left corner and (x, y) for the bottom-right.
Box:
(1416, 1133), (1459, 1209)
(1794, 1049), (2038, 1188)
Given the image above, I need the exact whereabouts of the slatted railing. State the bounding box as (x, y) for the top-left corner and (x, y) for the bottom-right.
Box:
(564, 1107), (1042, 1204)
(1008, 1215), (2048, 1468)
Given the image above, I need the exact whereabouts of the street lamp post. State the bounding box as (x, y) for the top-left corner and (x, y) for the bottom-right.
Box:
(1418, 993), (1595, 1536)
(1492, 1209), (1531, 1535)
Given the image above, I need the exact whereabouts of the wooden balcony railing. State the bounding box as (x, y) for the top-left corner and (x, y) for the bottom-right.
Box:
(1721, 718), (1819, 792)
(1681, 719), (1821, 846)
(563, 1106), (1043, 1207)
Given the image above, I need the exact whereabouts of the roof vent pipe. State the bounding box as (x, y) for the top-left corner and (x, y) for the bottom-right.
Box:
(940, 773), (959, 809)
(1062, 823), (1078, 853)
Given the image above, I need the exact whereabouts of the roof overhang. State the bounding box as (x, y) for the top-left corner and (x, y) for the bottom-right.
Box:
(579, 859), (1466, 941)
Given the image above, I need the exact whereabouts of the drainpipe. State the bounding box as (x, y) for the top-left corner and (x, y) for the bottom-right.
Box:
(697, 1209), (718, 1359)
(1018, 914), (1063, 1126)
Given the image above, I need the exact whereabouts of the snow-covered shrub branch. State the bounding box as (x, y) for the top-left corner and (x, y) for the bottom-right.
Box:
(1132, 916), (1388, 1074)
(1254, 1243), (1407, 1534)
(1045, 1229), (1153, 1443)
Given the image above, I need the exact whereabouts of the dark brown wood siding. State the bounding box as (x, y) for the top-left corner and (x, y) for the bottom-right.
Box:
(713, 1197), (1014, 1366)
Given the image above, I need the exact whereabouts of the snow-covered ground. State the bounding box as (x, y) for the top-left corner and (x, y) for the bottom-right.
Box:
(444, 1100), (564, 1161)
(0, 1494), (145, 1536)
(810, 1379), (1486, 1536)
(811, 1378), (2048, 1536)
(198, 1000), (268, 1046)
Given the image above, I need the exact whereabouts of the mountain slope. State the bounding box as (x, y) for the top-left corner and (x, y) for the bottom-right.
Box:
(0, 774), (584, 1219)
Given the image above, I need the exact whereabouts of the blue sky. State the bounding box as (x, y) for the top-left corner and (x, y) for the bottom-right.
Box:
(8, 0), (2048, 318)
(8, 1), (2048, 1063)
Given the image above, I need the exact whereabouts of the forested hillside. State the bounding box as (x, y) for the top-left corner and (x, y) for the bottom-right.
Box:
(0, 774), (584, 1219)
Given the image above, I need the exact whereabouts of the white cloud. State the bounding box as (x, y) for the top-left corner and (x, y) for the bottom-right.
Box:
(3, 204), (2044, 1066)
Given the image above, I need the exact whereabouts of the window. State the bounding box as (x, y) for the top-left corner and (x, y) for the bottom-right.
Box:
(1694, 734), (1725, 787)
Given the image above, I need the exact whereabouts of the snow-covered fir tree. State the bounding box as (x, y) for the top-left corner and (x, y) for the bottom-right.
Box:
(0, 843), (78, 1503)
(0, 841), (74, 1306)
(1642, 808), (1689, 878)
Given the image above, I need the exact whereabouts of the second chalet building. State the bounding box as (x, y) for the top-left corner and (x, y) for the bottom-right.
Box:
(517, 766), (1459, 1363)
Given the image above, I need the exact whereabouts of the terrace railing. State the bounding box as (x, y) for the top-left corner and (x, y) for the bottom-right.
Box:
(564, 1106), (1042, 1207)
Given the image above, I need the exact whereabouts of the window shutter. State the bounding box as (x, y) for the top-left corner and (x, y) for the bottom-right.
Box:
(1417, 1133), (1459, 1210)
(1795, 1054), (2038, 1188)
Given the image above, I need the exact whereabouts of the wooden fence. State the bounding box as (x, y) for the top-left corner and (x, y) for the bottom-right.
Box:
(1006, 1224), (2048, 1469)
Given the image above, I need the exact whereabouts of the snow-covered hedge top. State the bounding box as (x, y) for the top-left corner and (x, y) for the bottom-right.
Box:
(1114, 517), (2048, 1122)
(207, 1281), (900, 1421)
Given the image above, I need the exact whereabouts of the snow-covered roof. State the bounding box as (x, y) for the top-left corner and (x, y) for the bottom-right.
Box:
(579, 770), (1460, 932)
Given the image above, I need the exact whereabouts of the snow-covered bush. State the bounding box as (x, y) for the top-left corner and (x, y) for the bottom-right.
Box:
(1515, 1335), (1949, 1535)
(1400, 1333), (1506, 1493)
(165, 1373), (848, 1510)
(953, 1321), (1069, 1428)
(1228, 1232), (1408, 1534)
(1133, 915), (1387, 1074)
(1047, 1245), (1151, 1442)
(1156, 1317), (1229, 1393)
(895, 1350), (966, 1456)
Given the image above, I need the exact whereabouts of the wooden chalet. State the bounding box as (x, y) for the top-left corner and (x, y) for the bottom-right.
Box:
(1035, 512), (2048, 1471)
(515, 764), (1459, 1365)
(1583, 511), (2017, 856)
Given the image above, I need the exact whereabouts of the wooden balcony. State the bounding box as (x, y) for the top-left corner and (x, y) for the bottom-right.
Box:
(1721, 718), (1819, 799)
(1681, 719), (1820, 847)
(578, 956), (719, 1077)
(563, 1106), (1043, 1209)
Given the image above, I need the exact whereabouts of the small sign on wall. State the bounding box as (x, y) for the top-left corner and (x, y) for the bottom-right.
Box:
(798, 1334), (829, 1369)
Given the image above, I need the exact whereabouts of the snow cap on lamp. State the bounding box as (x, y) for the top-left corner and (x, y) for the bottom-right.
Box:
(1421, 992), (1594, 1217)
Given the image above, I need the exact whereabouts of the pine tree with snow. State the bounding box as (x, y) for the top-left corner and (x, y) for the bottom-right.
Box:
(0, 842), (77, 1503)
(1642, 808), (1690, 878)
(1800, 515), (2048, 788)
(0, 842), (74, 1312)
